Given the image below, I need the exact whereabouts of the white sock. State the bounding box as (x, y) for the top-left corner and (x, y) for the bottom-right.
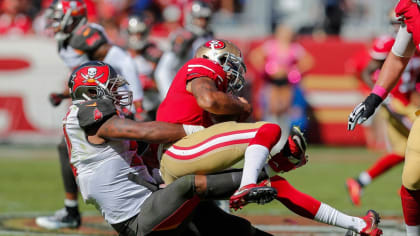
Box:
(64, 199), (78, 207)
(358, 172), (372, 186)
(314, 203), (366, 233)
(406, 225), (420, 236)
(239, 144), (269, 188)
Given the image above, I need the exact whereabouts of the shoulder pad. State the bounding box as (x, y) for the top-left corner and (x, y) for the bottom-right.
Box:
(77, 99), (116, 130)
(69, 24), (107, 54)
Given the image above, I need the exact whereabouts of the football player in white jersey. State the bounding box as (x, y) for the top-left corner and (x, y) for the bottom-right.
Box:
(36, 0), (144, 230)
(154, 0), (214, 100)
(125, 15), (163, 121)
(64, 61), (274, 236)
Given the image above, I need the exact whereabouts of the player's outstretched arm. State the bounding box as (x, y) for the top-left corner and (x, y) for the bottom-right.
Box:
(189, 77), (252, 118)
(348, 52), (411, 131)
(97, 116), (186, 144)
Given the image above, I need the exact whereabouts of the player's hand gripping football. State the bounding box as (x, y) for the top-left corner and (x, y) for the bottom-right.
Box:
(348, 93), (383, 131)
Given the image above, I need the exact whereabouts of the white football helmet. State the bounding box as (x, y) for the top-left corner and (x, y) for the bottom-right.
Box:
(184, 1), (213, 36)
(126, 15), (149, 51)
(195, 39), (246, 93)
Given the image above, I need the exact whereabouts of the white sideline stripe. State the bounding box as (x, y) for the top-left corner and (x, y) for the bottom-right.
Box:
(306, 91), (364, 107)
(167, 131), (257, 156)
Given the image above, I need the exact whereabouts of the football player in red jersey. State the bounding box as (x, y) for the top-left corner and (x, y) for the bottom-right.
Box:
(37, 0), (144, 230)
(346, 30), (420, 206)
(156, 39), (383, 235)
(348, 0), (420, 234)
(63, 61), (274, 236)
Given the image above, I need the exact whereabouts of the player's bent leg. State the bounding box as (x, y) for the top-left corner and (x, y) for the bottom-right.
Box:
(230, 123), (281, 210)
(113, 171), (272, 235)
(160, 121), (267, 184)
(112, 175), (200, 235)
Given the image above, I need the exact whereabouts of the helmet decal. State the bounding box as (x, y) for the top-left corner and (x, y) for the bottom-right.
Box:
(205, 40), (225, 49)
(76, 65), (109, 86)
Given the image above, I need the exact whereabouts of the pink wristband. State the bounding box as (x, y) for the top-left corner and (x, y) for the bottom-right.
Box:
(372, 85), (388, 99)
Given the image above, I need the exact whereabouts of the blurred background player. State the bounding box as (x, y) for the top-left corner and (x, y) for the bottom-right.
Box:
(154, 0), (214, 100)
(346, 11), (420, 206)
(248, 21), (313, 146)
(125, 14), (163, 121)
(36, 0), (144, 230)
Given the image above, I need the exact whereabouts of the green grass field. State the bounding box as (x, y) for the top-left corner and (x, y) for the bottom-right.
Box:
(0, 144), (403, 219)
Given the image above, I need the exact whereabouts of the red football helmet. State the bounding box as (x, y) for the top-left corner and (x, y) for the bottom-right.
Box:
(195, 39), (246, 93)
(68, 61), (132, 107)
(45, 0), (87, 41)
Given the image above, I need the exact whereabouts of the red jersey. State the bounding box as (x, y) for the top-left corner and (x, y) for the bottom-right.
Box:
(156, 58), (227, 127)
(395, 0), (420, 50)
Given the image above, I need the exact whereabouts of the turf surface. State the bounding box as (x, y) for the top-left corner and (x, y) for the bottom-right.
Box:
(0, 144), (403, 218)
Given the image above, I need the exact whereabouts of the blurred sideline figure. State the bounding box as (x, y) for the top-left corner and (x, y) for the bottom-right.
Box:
(36, 0), (144, 230)
(154, 0), (214, 100)
(64, 61), (274, 236)
(0, 0), (33, 35)
(125, 14), (163, 121)
(248, 22), (313, 146)
(346, 12), (420, 206)
(348, 0), (420, 234)
(156, 39), (383, 236)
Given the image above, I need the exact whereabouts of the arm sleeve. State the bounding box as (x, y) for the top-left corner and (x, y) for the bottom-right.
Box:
(392, 25), (416, 58)
(104, 46), (144, 102)
(154, 51), (178, 100)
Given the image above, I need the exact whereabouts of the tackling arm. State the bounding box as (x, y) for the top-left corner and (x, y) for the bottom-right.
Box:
(188, 77), (252, 119)
(97, 116), (186, 144)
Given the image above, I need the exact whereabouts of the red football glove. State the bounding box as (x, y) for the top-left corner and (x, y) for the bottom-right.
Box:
(49, 93), (64, 107)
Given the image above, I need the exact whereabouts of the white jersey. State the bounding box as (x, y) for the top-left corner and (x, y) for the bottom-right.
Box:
(134, 55), (161, 111)
(154, 33), (213, 100)
(58, 45), (89, 69)
(63, 105), (153, 224)
(58, 23), (144, 103)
